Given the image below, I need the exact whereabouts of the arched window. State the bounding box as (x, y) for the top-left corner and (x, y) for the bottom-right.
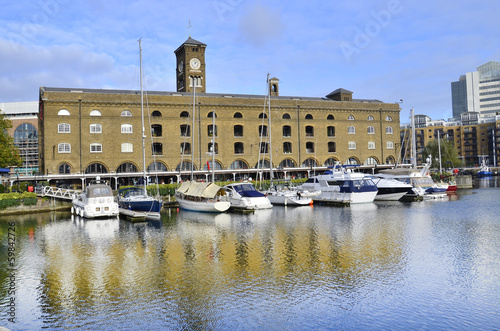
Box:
(282, 113), (291, 119)
(305, 126), (314, 137)
(152, 110), (162, 117)
(85, 163), (107, 174)
(346, 157), (359, 165)
(121, 143), (133, 153)
(348, 141), (356, 150)
(365, 157), (378, 165)
(348, 126), (356, 134)
(180, 111), (190, 118)
(58, 123), (70, 133)
(259, 125), (268, 137)
(181, 142), (191, 155)
(121, 124), (133, 133)
(348, 115), (355, 120)
(147, 162), (167, 172)
(386, 141), (394, 149)
(259, 113), (268, 119)
(327, 114), (335, 120)
(14, 123), (38, 141)
(255, 159), (271, 169)
(208, 111), (217, 118)
(229, 160), (248, 169)
(151, 124), (162, 137)
(180, 124), (190, 137)
(121, 110), (132, 117)
(385, 116), (393, 121)
(305, 114), (313, 120)
(367, 126), (375, 134)
(386, 126), (394, 134)
(58, 163), (71, 174)
(302, 158), (317, 167)
(207, 124), (217, 137)
(283, 125), (291, 137)
(234, 125), (243, 137)
(327, 126), (335, 137)
(176, 161), (196, 171)
(283, 142), (292, 153)
(324, 157), (338, 166)
(208, 142), (218, 154)
(234, 112), (243, 118)
(234, 142), (244, 154)
(116, 162), (138, 173)
(203, 160), (222, 170)
(279, 159), (296, 168)
(367, 115), (374, 121)
(58, 109), (70, 116)
(306, 142), (314, 153)
(90, 124), (102, 133)
(58, 143), (71, 153)
(89, 109), (102, 116)
(386, 156), (395, 164)
(152, 143), (163, 155)
(368, 142), (376, 150)
(90, 143), (102, 153)
(328, 142), (336, 153)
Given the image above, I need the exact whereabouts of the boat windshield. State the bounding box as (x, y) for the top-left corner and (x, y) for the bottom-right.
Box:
(232, 184), (266, 198)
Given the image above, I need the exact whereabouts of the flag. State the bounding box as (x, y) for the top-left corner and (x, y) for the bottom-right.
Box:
(207, 161), (210, 170)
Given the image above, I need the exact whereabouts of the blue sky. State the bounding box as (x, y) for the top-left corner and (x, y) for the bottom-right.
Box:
(1, 0), (499, 123)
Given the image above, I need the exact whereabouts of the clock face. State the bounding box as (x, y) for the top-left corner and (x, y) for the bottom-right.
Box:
(190, 58), (200, 70)
(178, 61), (183, 73)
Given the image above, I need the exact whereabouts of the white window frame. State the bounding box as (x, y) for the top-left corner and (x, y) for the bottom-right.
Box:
(121, 124), (133, 133)
(367, 126), (375, 134)
(58, 109), (70, 116)
(90, 123), (102, 133)
(90, 143), (102, 153)
(348, 126), (356, 134)
(367, 115), (374, 121)
(121, 143), (133, 153)
(348, 141), (356, 150)
(368, 141), (376, 150)
(386, 126), (394, 134)
(387, 141), (394, 149)
(58, 123), (70, 133)
(121, 110), (132, 117)
(385, 116), (393, 121)
(348, 115), (355, 120)
(58, 143), (71, 153)
(90, 109), (102, 116)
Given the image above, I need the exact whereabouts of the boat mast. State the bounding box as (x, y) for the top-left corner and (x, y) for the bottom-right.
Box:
(191, 78), (196, 181)
(438, 130), (442, 175)
(211, 110), (215, 183)
(267, 73), (273, 182)
(139, 39), (147, 193)
(410, 107), (417, 168)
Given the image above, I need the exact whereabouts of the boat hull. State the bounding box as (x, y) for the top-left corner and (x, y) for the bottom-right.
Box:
(72, 200), (119, 219)
(118, 198), (163, 213)
(374, 187), (412, 201)
(313, 190), (378, 204)
(177, 198), (231, 213)
(266, 193), (312, 206)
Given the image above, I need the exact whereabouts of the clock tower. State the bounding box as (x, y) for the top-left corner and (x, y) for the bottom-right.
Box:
(174, 37), (207, 93)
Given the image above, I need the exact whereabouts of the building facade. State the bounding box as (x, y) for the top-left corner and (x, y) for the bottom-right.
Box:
(451, 61), (500, 119)
(0, 101), (39, 176)
(400, 112), (500, 167)
(38, 38), (401, 186)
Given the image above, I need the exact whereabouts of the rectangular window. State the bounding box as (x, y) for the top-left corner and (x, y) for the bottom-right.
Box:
(368, 142), (375, 149)
(58, 123), (70, 133)
(121, 143), (133, 153)
(90, 124), (102, 133)
(90, 143), (102, 153)
(348, 141), (356, 150)
(58, 143), (71, 153)
(121, 124), (133, 133)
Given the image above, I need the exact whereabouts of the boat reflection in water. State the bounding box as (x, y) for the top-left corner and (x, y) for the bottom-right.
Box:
(3, 185), (500, 330)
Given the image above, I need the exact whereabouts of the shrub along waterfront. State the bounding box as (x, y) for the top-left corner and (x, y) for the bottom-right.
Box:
(0, 192), (38, 209)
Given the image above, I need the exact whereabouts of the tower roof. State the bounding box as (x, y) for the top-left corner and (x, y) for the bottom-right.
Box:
(181, 37), (206, 47)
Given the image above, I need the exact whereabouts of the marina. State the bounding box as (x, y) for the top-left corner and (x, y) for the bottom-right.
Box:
(1, 178), (500, 329)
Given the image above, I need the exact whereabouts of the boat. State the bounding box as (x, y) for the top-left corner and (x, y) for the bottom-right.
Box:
(223, 182), (273, 210)
(368, 175), (413, 201)
(264, 179), (314, 206)
(175, 181), (231, 213)
(297, 163), (378, 204)
(72, 178), (119, 218)
(118, 39), (163, 219)
(256, 74), (313, 207)
(477, 159), (493, 178)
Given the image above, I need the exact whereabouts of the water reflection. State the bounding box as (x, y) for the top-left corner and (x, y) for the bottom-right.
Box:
(1, 187), (500, 329)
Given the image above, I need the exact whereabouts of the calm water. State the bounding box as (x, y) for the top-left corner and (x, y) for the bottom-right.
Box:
(1, 179), (500, 330)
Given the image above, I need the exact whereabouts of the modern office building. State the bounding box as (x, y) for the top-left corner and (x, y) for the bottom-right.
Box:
(38, 37), (401, 187)
(0, 101), (39, 176)
(451, 61), (500, 119)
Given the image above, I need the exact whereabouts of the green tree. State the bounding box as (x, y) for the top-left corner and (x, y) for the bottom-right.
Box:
(0, 111), (22, 168)
(422, 138), (462, 170)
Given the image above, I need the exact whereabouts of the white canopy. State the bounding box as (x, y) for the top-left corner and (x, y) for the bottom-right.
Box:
(177, 181), (223, 198)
